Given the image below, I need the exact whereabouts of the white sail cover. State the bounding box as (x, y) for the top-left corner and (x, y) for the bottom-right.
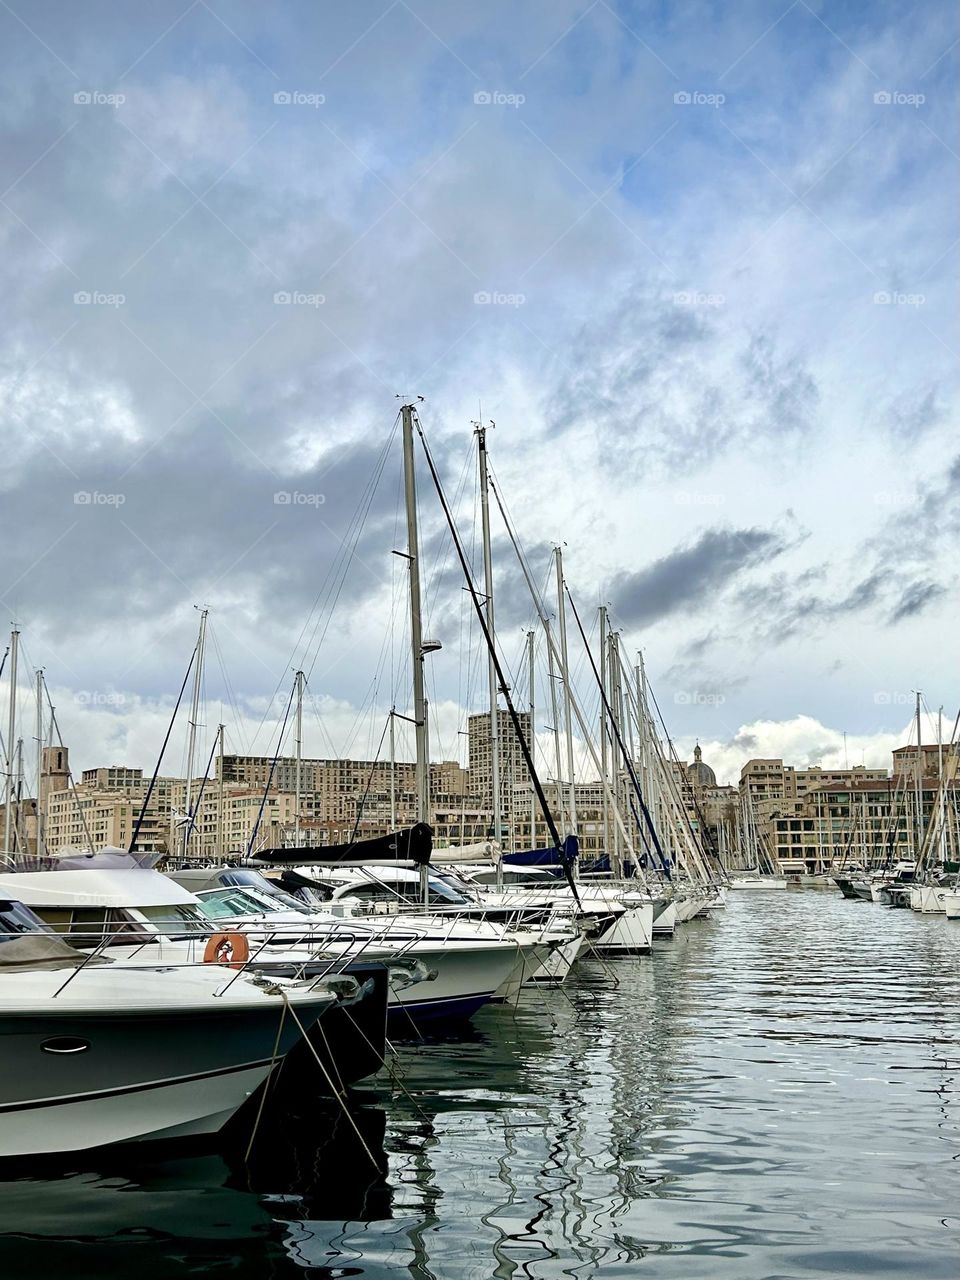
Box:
(431, 840), (501, 864)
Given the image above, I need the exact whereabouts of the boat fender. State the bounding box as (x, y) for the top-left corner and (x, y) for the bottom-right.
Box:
(387, 958), (438, 988)
(203, 931), (250, 969)
(322, 975), (362, 1002)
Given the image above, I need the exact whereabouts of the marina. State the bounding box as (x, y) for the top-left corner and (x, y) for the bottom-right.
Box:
(2, 890), (958, 1277)
(0, 1), (954, 1274)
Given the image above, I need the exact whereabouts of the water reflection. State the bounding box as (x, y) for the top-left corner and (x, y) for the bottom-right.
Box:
(1, 894), (959, 1278)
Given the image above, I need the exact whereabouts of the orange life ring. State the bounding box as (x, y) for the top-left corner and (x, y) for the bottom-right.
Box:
(203, 931), (250, 969)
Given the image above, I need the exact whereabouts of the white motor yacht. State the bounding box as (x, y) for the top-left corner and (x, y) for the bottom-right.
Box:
(0, 898), (339, 1158)
(262, 864), (585, 987)
(181, 875), (540, 1022)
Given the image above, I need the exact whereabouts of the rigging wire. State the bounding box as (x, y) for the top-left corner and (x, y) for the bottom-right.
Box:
(128, 645), (197, 856)
(412, 408), (581, 905)
(245, 678), (297, 858)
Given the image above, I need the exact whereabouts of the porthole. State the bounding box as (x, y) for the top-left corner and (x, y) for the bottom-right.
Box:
(40, 1036), (90, 1054)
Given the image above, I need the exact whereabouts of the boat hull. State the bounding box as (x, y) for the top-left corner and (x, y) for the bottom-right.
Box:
(386, 939), (520, 1026)
(910, 885), (948, 914)
(525, 932), (585, 983)
(0, 1004), (319, 1158)
(492, 943), (554, 1002)
(652, 901), (677, 937)
(594, 902), (653, 955)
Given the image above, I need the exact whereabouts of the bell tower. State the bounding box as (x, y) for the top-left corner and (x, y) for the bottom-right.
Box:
(40, 744), (70, 807)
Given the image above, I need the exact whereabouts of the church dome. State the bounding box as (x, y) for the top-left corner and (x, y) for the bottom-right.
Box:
(686, 744), (717, 788)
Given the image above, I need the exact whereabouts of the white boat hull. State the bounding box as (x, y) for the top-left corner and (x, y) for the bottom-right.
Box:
(0, 965), (337, 1158)
(0, 1061), (274, 1158)
(493, 942), (554, 1002)
(383, 937), (523, 1020)
(652, 902), (677, 936)
(728, 877), (787, 890)
(594, 902), (653, 955)
(673, 895), (704, 924)
(910, 885), (948, 914)
(526, 931), (585, 983)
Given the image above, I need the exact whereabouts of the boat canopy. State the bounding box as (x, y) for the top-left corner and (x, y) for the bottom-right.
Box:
(431, 840), (500, 864)
(56, 846), (162, 870)
(503, 835), (578, 868)
(255, 822), (433, 867)
(0, 869), (199, 909)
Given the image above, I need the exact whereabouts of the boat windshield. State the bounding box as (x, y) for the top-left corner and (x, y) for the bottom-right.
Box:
(425, 876), (471, 905)
(135, 904), (211, 936)
(343, 875), (471, 906)
(196, 888), (286, 919)
(0, 900), (53, 942)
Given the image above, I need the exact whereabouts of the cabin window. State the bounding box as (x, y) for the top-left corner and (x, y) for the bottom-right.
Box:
(44, 908), (152, 948)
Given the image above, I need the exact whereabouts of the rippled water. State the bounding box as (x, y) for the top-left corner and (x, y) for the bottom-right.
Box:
(3, 891), (959, 1278)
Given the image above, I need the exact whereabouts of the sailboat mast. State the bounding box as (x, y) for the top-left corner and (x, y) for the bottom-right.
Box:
(938, 706), (946, 864)
(216, 723), (225, 859)
(914, 691), (923, 863)
(476, 424), (502, 853)
(3, 628), (19, 858)
(35, 667), (45, 861)
(527, 629), (536, 848)
(294, 669), (304, 848)
(599, 606), (609, 861)
(544, 617), (565, 828)
(554, 547), (578, 838)
(402, 404), (430, 825)
(182, 608), (208, 858)
(389, 707), (397, 829)
(609, 631), (625, 877)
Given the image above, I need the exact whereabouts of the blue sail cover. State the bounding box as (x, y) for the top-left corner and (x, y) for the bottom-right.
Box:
(503, 835), (578, 867)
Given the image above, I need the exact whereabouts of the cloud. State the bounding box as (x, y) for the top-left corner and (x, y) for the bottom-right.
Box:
(0, 0), (954, 777)
(545, 288), (821, 476)
(687, 713), (948, 788)
(888, 579), (947, 624)
(611, 525), (791, 628)
(882, 384), (946, 440)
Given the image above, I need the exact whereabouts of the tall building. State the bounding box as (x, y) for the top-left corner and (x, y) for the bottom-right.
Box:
(468, 710), (533, 841)
(770, 777), (952, 873)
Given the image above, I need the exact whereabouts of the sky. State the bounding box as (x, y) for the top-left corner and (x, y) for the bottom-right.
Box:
(0, 0), (957, 788)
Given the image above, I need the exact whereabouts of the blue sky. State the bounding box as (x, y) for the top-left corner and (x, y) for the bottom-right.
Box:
(0, 1), (956, 783)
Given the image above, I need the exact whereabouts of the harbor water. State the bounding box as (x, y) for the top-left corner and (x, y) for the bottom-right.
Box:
(2, 891), (958, 1278)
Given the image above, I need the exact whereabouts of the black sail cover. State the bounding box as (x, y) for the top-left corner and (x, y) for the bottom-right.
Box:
(254, 823), (433, 867)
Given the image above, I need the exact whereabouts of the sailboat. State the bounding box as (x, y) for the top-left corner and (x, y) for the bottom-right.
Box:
(727, 788), (787, 889)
